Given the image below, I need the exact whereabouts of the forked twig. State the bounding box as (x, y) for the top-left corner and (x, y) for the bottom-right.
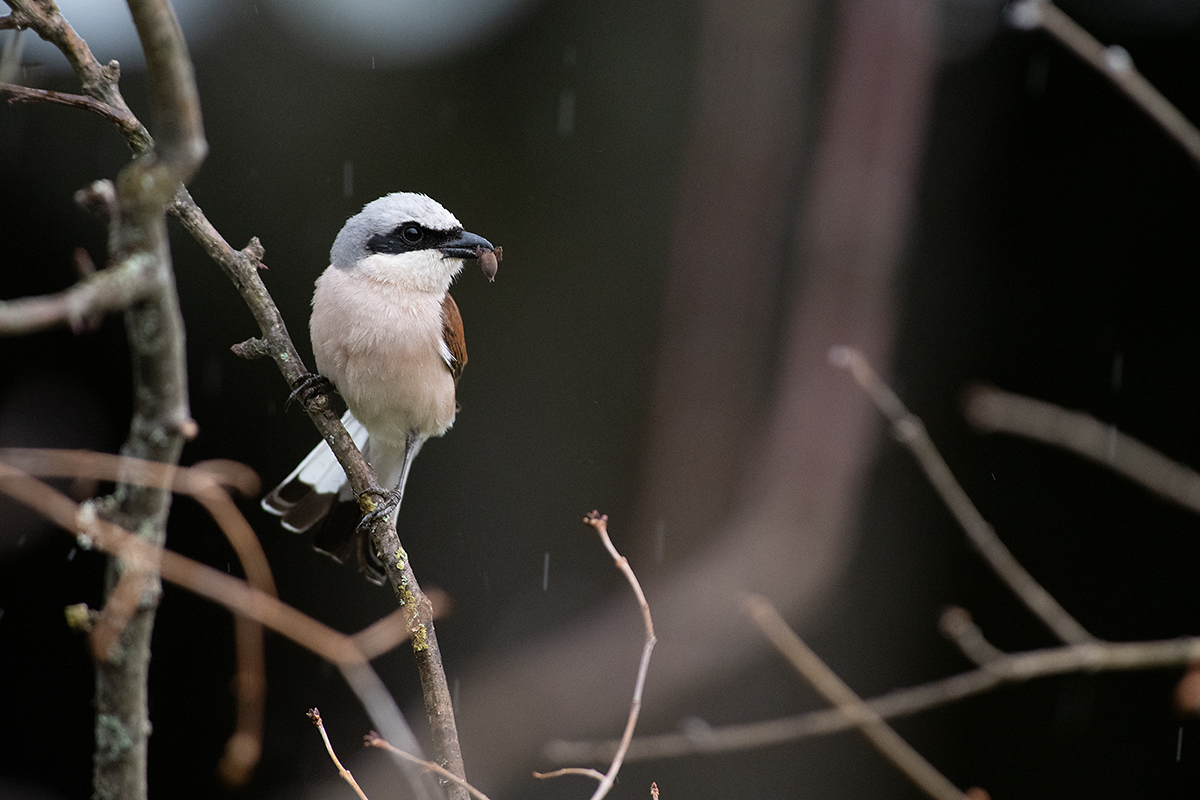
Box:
(308, 708), (370, 800)
(536, 511), (657, 800)
(828, 346), (1095, 645)
(743, 595), (968, 800)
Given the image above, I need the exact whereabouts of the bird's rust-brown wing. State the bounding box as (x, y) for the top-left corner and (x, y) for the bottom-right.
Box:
(441, 292), (468, 384)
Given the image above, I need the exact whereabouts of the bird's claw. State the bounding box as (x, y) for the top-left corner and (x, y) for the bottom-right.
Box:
(356, 487), (402, 534)
(287, 372), (334, 410)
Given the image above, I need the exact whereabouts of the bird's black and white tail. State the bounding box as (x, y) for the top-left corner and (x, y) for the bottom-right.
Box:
(261, 410), (425, 584)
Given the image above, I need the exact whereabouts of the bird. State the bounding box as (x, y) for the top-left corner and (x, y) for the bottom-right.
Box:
(261, 192), (498, 584)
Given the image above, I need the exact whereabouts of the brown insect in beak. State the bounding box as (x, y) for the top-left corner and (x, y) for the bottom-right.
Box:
(477, 244), (502, 282)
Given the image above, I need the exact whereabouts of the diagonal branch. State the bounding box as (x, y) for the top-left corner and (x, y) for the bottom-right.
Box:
(829, 346), (1096, 645)
(1008, 0), (1200, 169)
(743, 595), (967, 800)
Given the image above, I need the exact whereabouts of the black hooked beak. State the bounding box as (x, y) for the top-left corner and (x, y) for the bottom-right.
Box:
(438, 230), (495, 259)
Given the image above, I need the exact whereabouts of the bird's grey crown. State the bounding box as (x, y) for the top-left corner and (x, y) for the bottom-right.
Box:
(330, 192), (463, 270)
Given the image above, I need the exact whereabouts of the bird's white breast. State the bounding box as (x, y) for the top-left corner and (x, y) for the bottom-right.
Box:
(310, 265), (457, 447)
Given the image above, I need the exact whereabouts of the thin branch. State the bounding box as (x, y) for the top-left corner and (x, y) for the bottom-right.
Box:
(551, 632), (1200, 763)
(0, 81), (140, 133)
(1008, 0), (1200, 169)
(828, 346), (1095, 645)
(537, 511), (657, 800)
(0, 253), (156, 335)
(964, 385), (1200, 516)
(308, 709), (371, 800)
(743, 595), (967, 800)
(366, 732), (496, 800)
(533, 767), (607, 781)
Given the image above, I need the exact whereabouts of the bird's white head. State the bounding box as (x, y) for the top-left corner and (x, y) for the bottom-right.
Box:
(330, 192), (494, 293)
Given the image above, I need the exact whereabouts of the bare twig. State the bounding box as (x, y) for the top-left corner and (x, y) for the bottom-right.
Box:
(365, 732), (495, 800)
(743, 595), (967, 800)
(829, 346), (1095, 645)
(964, 385), (1200, 516)
(308, 709), (371, 800)
(532, 767), (607, 781)
(536, 512), (657, 800)
(1008, 0), (1200, 169)
(552, 632), (1200, 763)
(0, 82), (139, 129)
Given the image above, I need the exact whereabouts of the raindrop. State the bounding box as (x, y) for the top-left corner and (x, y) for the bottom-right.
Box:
(654, 519), (666, 564)
(556, 90), (575, 137)
(542, 551), (550, 591)
(1105, 45), (1133, 73)
(343, 160), (354, 199)
(1111, 351), (1124, 391)
(67, 547), (77, 562)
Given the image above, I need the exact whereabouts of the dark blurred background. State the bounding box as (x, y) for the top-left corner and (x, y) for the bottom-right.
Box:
(4, 0), (1200, 797)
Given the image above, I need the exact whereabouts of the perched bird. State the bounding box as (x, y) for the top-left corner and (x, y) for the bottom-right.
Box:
(261, 192), (498, 583)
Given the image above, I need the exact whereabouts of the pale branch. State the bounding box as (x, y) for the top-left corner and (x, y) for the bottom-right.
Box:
(0, 459), (440, 800)
(1008, 0), (1200, 169)
(0, 246), (162, 335)
(743, 595), (968, 800)
(366, 732), (496, 800)
(537, 512), (657, 800)
(533, 768), (607, 781)
(828, 346), (1095, 645)
(308, 709), (372, 800)
(964, 385), (1200, 516)
(550, 629), (1200, 765)
(4, 0), (467, 789)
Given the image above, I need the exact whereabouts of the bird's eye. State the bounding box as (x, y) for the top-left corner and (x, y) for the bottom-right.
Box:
(401, 225), (423, 244)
